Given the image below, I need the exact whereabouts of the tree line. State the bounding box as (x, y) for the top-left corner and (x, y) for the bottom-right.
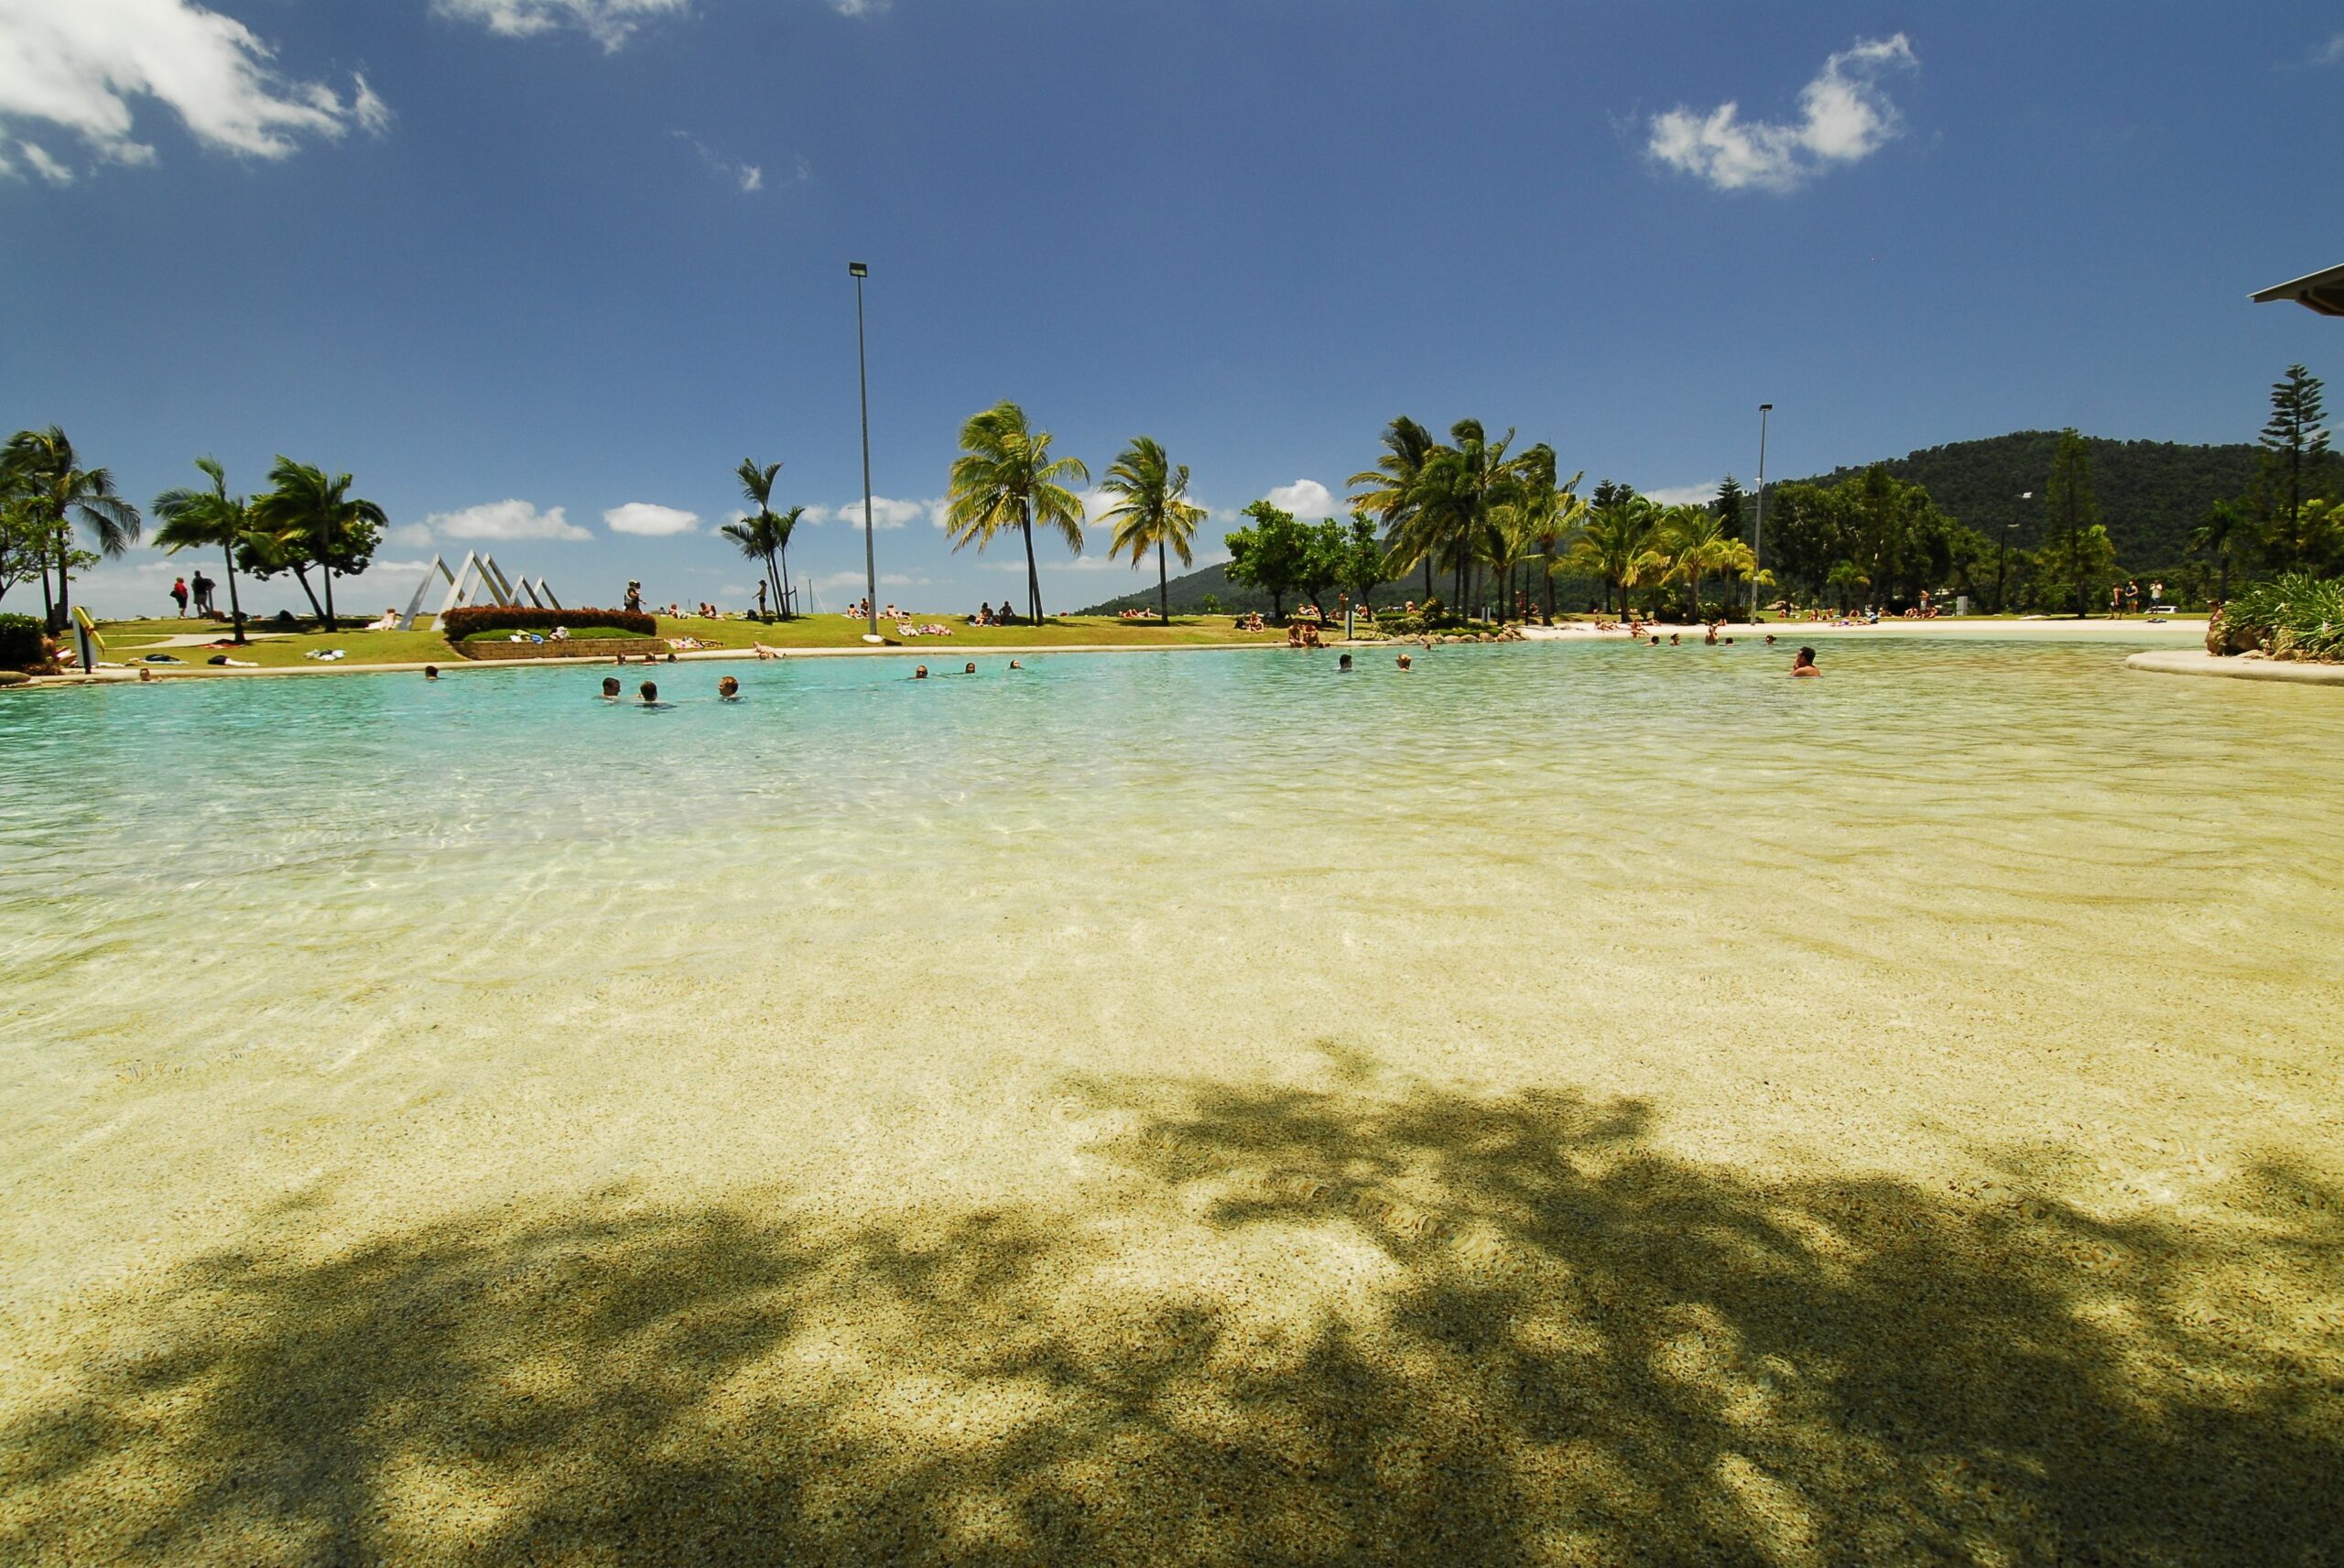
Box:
(1, 428), (388, 642)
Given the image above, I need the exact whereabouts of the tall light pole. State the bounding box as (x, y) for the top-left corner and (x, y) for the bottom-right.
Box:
(850, 261), (877, 640)
(1750, 403), (1773, 622)
(1997, 492), (2030, 614)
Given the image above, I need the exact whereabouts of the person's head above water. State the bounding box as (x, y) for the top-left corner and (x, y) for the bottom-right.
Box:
(914, 665), (928, 679)
(639, 680), (658, 702)
(717, 675), (739, 699)
(1792, 646), (1819, 676)
(1339, 653), (1353, 670)
(964, 662), (976, 675)
(424, 665), (439, 681)
(602, 676), (621, 697)
(1396, 653), (1413, 670)
(1007, 659), (1022, 670)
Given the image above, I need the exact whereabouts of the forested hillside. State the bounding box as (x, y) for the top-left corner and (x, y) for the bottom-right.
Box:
(1085, 428), (2270, 615)
(1788, 432), (2261, 574)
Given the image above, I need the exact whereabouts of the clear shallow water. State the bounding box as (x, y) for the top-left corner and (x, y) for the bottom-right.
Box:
(3, 637), (2341, 1311)
(7, 635), (2344, 1563)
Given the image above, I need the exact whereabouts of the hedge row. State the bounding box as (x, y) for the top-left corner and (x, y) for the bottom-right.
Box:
(439, 606), (657, 639)
(0, 612), (47, 672)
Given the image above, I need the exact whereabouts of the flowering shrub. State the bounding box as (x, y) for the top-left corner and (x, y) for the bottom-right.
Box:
(440, 606), (657, 639)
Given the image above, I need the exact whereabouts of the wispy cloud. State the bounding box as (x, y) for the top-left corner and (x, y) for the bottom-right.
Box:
(1648, 34), (1917, 194)
(2313, 34), (2344, 66)
(603, 502), (700, 536)
(432, 0), (689, 52)
(0, 0), (387, 178)
(424, 499), (591, 542)
(674, 131), (781, 193)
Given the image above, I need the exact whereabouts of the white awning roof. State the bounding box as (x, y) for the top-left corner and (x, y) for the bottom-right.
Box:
(2252, 262), (2344, 317)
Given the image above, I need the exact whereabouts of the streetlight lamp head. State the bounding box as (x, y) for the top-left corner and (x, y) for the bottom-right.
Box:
(1760, 403), (1774, 412)
(848, 262), (868, 278)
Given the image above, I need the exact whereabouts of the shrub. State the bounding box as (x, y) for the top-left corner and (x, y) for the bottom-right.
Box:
(1199, 593), (1222, 614)
(2214, 575), (2344, 663)
(439, 606), (657, 639)
(0, 612), (45, 672)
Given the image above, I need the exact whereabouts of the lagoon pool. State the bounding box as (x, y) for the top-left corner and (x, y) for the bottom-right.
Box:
(4, 635), (2341, 1564)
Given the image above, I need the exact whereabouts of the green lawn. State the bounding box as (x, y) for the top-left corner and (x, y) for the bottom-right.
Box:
(90, 613), (1289, 670)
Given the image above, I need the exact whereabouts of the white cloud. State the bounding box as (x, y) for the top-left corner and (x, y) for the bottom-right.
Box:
(387, 523), (437, 548)
(676, 131), (772, 193)
(432, 0), (689, 51)
(352, 74), (392, 136)
(17, 138), (70, 184)
(806, 495), (934, 531)
(1647, 34), (1917, 194)
(426, 499), (591, 542)
(604, 502), (700, 536)
(831, 0), (889, 15)
(1642, 481), (1720, 508)
(2315, 34), (2344, 65)
(355, 557), (437, 580)
(0, 0), (383, 174)
(1263, 479), (1341, 519)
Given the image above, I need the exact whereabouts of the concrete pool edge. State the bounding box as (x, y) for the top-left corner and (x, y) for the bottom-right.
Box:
(2124, 648), (2344, 687)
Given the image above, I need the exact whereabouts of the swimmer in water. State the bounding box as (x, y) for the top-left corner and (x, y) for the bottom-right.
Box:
(1339, 653), (1353, 671)
(1007, 659), (1022, 670)
(1791, 646), (1820, 677)
(963, 662), (977, 675)
(640, 680), (665, 705)
(718, 675), (740, 700)
(913, 665), (928, 679)
(424, 665), (440, 680)
(601, 676), (621, 699)
(1396, 653), (1413, 671)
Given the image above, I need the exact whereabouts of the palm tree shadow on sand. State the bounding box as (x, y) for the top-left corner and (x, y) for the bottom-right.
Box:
(4, 1070), (2338, 1566)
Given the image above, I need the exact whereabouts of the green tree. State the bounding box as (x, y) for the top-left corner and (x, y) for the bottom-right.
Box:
(2259, 364), (2331, 552)
(1337, 514), (1394, 609)
(2188, 499), (2249, 606)
(945, 402), (1089, 624)
(1224, 500), (1308, 620)
(1660, 503), (1739, 621)
(250, 460), (387, 631)
(1098, 437), (1205, 625)
(1293, 517), (1353, 615)
(152, 459), (256, 643)
(0, 496), (61, 610)
(1826, 559), (1871, 613)
(1348, 416), (1439, 600)
(730, 459), (798, 618)
(3, 426), (141, 633)
(1713, 475), (1747, 540)
(2034, 521), (2118, 612)
(2044, 429), (2100, 616)
(1566, 492), (1663, 616)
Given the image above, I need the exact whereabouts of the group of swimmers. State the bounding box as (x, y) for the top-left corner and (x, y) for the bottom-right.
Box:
(591, 674), (742, 708)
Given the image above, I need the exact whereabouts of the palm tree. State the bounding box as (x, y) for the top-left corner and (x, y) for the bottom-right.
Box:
(251, 459), (386, 631)
(1505, 445), (1585, 621)
(733, 459), (800, 617)
(2189, 500), (2247, 606)
(1660, 503), (1737, 621)
(3, 426), (140, 632)
(1567, 494), (1662, 616)
(152, 458), (255, 643)
(1827, 559), (1871, 614)
(1098, 437), (1206, 625)
(1349, 416), (1438, 600)
(945, 402), (1089, 624)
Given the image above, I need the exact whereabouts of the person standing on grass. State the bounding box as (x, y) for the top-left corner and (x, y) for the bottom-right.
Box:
(170, 577), (189, 616)
(190, 571), (215, 615)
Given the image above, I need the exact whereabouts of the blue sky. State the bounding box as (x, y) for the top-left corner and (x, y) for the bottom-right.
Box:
(5, 1), (2340, 618)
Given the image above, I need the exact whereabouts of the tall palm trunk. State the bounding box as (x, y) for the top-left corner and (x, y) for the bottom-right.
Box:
(1020, 503), (1043, 623)
(289, 563), (329, 622)
(1541, 545), (1557, 620)
(222, 542), (247, 644)
(320, 542), (338, 630)
(37, 526), (56, 631)
(778, 546), (795, 619)
(1157, 541), (1171, 625)
(51, 521), (71, 632)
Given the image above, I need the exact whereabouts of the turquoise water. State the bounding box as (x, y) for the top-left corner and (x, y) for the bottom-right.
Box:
(4, 636), (2341, 1314)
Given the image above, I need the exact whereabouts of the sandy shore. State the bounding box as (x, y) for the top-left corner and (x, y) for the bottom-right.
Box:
(2124, 647), (2344, 686)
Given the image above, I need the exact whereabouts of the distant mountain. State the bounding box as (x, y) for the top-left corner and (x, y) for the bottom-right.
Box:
(1082, 429), (2265, 614)
(1784, 431), (2262, 573)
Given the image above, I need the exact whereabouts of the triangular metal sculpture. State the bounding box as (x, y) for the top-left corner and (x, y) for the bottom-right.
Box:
(396, 553), (561, 631)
